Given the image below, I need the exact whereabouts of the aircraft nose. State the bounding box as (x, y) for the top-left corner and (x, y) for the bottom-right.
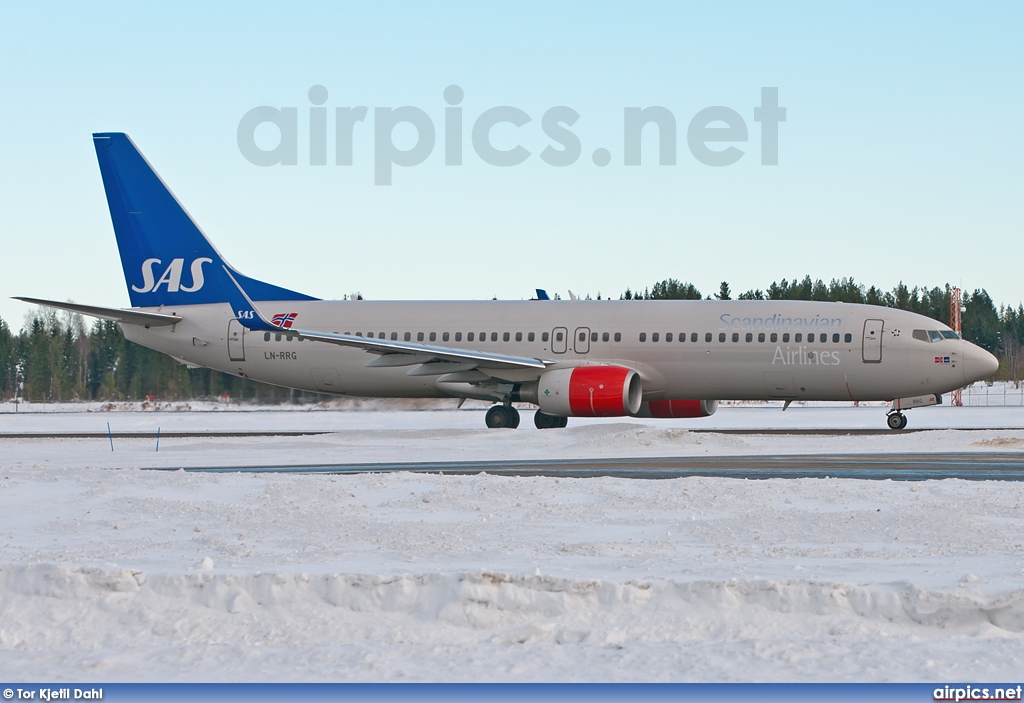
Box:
(962, 341), (999, 384)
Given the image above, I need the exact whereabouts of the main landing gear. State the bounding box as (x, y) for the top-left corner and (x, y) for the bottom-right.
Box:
(533, 410), (568, 430)
(485, 404), (520, 429)
(484, 405), (568, 429)
(886, 410), (908, 430)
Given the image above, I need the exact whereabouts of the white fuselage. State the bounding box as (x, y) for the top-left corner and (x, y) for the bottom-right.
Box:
(121, 299), (989, 403)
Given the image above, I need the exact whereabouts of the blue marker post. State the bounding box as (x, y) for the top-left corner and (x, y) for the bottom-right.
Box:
(107, 422), (114, 452)
(156, 427), (161, 453)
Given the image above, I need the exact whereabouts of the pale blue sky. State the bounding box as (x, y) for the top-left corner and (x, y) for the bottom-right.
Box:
(1, 1), (1021, 327)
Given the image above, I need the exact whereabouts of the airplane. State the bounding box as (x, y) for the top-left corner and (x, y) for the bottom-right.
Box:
(16, 133), (999, 431)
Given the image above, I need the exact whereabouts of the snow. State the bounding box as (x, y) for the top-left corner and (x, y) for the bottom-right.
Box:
(1, 396), (1024, 681)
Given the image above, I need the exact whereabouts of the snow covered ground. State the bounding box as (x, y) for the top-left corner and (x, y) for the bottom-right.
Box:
(1, 398), (1024, 682)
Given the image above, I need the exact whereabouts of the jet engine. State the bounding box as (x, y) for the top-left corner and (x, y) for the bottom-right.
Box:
(526, 366), (643, 417)
(634, 399), (719, 418)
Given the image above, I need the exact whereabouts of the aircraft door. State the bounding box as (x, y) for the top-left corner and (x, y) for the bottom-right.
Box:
(552, 327), (568, 354)
(227, 319), (245, 361)
(862, 319), (883, 363)
(574, 327), (591, 354)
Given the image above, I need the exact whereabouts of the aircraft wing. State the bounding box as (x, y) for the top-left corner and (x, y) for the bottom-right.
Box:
(276, 327), (550, 371)
(13, 297), (182, 327)
(223, 267), (551, 373)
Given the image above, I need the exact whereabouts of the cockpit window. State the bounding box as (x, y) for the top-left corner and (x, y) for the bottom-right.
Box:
(914, 329), (958, 343)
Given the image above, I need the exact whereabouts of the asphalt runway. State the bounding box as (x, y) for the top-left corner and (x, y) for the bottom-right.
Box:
(138, 453), (1024, 481)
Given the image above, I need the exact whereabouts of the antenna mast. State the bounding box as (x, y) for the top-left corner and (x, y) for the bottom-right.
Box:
(950, 285), (963, 407)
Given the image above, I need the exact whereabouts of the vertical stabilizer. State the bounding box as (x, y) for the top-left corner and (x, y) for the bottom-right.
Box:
(93, 132), (316, 307)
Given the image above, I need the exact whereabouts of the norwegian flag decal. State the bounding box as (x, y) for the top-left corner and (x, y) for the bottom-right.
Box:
(272, 312), (298, 328)
(934, 356), (951, 364)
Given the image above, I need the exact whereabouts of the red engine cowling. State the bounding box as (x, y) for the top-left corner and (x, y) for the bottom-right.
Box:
(636, 399), (719, 418)
(536, 366), (643, 417)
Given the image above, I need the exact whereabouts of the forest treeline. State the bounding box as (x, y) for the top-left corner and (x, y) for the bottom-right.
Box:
(2, 275), (1023, 402)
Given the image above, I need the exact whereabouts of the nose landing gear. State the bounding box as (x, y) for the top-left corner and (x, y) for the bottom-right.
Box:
(886, 410), (908, 430)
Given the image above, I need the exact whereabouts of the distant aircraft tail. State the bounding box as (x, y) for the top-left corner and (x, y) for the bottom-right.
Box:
(92, 132), (316, 308)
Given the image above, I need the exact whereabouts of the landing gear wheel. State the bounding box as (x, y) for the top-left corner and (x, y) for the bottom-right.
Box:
(486, 405), (517, 429)
(534, 410), (568, 430)
(886, 412), (908, 430)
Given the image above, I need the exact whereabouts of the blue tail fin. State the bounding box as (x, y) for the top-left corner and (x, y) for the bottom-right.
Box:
(93, 132), (317, 307)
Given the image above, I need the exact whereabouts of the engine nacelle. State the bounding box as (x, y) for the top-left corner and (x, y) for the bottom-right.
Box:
(532, 366), (643, 417)
(634, 399), (719, 418)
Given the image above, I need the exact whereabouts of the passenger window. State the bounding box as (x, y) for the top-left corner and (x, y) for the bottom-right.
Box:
(640, 332), (647, 342)
(783, 333), (790, 343)
(404, 332), (412, 341)
(708, 333), (715, 343)
(614, 332), (621, 342)
(602, 332), (609, 342)
(390, 332), (398, 340)
(555, 331), (563, 342)
(378, 332), (385, 339)
(591, 332), (598, 342)
(770, 333), (777, 343)
(745, 333), (753, 342)
(832, 333), (840, 343)
(652, 332), (660, 342)
(442, 332), (449, 342)
(417, 332), (424, 341)
(480, 332), (486, 341)
(468, 332), (475, 342)
(264, 332), (270, 341)
(455, 332), (462, 341)
(719, 333), (726, 343)
(928, 330), (943, 343)
(491, 332), (498, 342)
(367, 332), (375, 338)
(515, 332), (522, 342)
(543, 332), (550, 342)
(579, 331), (587, 342)
(430, 332), (436, 342)
(666, 333), (673, 342)
(795, 333), (802, 343)
(275, 333), (282, 341)
(845, 333), (852, 343)
(692, 333), (698, 343)
(807, 333), (815, 343)
(504, 332), (510, 342)
(732, 333), (739, 343)
(758, 333), (765, 342)
(528, 332), (535, 342)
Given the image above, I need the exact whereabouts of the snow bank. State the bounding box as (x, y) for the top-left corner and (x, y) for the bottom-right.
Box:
(3, 565), (1023, 682)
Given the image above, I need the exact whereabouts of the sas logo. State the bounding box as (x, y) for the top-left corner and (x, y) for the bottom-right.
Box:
(272, 312), (298, 328)
(132, 258), (213, 293)
(934, 356), (951, 364)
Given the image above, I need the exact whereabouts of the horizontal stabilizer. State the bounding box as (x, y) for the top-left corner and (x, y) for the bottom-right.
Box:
(13, 297), (182, 327)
